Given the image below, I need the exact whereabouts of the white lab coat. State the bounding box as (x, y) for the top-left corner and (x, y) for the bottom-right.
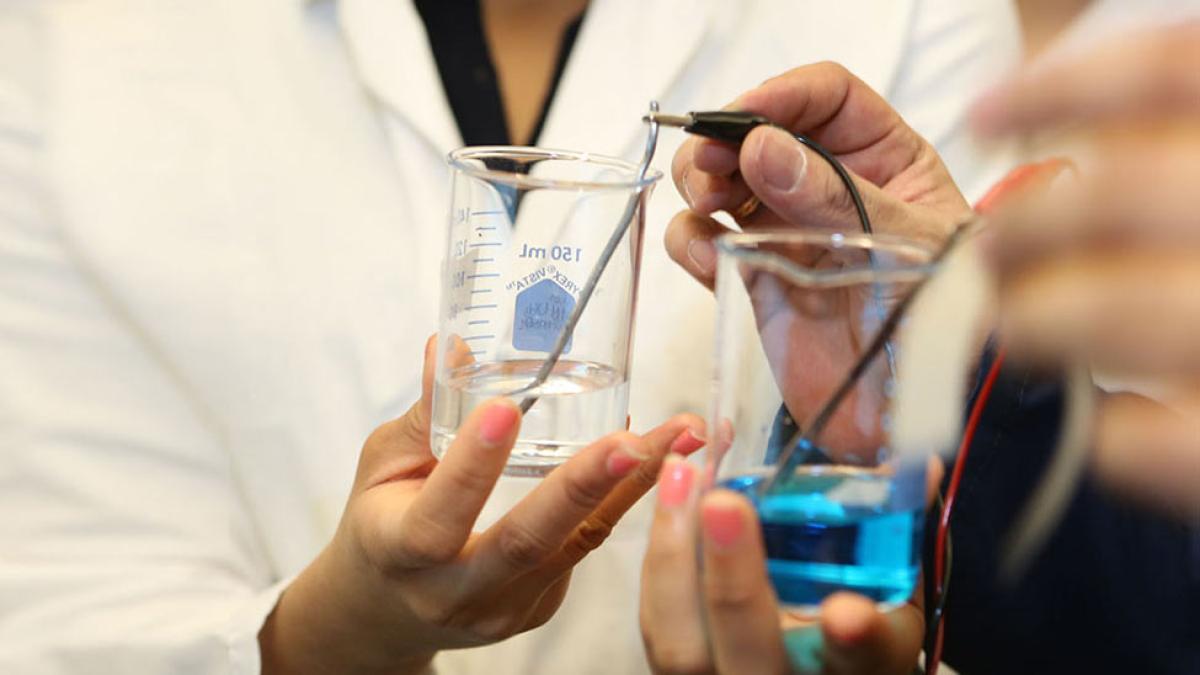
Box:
(0, 0), (1020, 672)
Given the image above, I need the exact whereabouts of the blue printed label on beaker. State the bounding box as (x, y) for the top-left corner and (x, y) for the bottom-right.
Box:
(514, 278), (575, 353)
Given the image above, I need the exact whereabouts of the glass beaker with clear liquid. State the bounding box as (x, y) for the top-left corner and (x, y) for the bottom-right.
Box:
(432, 147), (661, 477)
(708, 230), (939, 613)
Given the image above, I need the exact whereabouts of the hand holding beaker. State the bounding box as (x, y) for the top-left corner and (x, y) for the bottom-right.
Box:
(664, 61), (974, 291)
(640, 453), (944, 675)
(260, 337), (704, 673)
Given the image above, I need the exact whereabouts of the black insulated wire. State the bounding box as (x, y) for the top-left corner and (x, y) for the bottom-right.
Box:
(657, 110), (874, 235)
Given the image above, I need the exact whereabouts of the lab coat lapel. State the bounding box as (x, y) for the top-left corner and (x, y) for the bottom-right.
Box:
(337, 0), (462, 154)
(537, 0), (717, 159)
(338, 0), (715, 159)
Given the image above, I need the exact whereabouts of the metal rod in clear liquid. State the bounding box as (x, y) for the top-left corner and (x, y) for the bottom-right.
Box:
(514, 102), (662, 414)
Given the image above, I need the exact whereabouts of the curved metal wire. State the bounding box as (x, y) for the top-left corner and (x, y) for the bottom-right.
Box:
(515, 102), (662, 412)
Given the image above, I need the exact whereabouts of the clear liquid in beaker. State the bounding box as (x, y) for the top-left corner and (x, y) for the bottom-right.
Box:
(720, 465), (923, 613)
(431, 359), (629, 477)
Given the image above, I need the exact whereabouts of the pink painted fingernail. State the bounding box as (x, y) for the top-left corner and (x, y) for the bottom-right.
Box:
(657, 455), (694, 508)
(701, 498), (745, 549)
(606, 442), (646, 478)
(669, 427), (706, 456)
(478, 402), (519, 446)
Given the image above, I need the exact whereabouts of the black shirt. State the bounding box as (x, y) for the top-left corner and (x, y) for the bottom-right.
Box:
(413, 0), (584, 147)
(943, 367), (1200, 675)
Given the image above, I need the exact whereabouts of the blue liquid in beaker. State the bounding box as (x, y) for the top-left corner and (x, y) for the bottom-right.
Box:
(720, 468), (924, 610)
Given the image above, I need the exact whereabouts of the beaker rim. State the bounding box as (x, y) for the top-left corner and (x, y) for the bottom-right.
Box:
(448, 146), (664, 191)
(715, 230), (939, 288)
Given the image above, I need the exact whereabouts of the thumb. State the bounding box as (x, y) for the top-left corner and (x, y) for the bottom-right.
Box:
(353, 335), (442, 488)
(401, 333), (439, 446)
(405, 332), (472, 447)
(819, 593), (924, 675)
(419, 333), (438, 424)
(740, 125), (902, 232)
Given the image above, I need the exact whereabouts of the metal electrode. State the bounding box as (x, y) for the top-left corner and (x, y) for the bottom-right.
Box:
(511, 102), (662, 414)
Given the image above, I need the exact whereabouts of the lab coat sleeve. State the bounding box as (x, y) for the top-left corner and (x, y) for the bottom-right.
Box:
(887, 0), (1026, 204)
(0, 6), (290, 673)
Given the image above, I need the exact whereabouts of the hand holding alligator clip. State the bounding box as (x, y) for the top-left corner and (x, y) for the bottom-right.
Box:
(641, 62), (989, 675)
(655, 63), (988, 484)
(660, 62), (974, 290)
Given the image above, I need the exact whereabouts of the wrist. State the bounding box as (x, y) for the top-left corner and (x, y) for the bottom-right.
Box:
(259, 545), (436, 674)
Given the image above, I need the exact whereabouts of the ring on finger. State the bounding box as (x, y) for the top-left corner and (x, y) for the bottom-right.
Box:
(732, 194), (762, 220)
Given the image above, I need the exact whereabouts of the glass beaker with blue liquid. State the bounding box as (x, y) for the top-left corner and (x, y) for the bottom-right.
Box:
(708, 231), (937, 613)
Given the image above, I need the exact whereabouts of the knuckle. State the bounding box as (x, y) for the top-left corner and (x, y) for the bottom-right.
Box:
(813, 60), (849, 80)
(394, 512), (462, 567)
(411, 595), (462, 629)
(444, 460), (499, 496)
(700, 566), (758, 614)
(564, 515), (615, 560)
(760, 71), (786, 88)
(558, 470), (612, 514)
(627, 453), (663, 491)
(764, 64), (809, 89)
(496, 522), (557, 570)
(644, 527), (691, 569)
(703, 576), (760, 614)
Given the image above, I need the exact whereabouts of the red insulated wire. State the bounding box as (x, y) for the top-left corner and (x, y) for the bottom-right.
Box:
(927, 346), (1007, 675)
(923, 159), (1069, 674)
